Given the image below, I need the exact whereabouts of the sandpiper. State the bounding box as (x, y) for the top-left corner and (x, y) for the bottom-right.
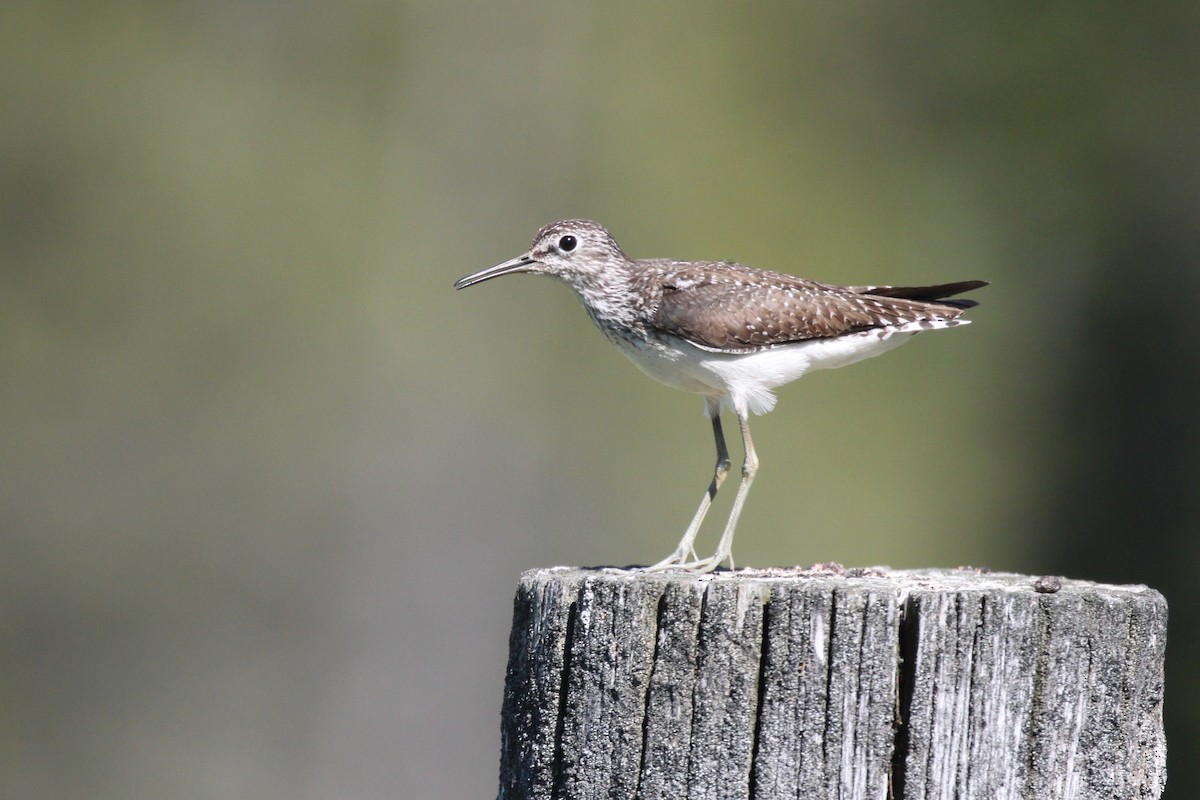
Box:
(455, 220), (985, 572)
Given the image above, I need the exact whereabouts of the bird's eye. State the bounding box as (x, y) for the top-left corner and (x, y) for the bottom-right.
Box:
(559, 235), (577, 252)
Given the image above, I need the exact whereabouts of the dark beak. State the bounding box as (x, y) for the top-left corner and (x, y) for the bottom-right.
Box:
(453, 255), (538, 290)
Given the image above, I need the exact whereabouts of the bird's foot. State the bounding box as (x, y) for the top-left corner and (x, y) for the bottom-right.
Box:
(669, 557), (722, 574)
(644, 552), (733, 575)
(644, 546), (701, 572)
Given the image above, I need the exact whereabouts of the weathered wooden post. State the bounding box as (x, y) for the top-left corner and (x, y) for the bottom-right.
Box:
(498, 567), (1166, 800)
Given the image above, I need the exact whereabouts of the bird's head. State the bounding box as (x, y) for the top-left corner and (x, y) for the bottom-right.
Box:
(454, 219), (628, 291)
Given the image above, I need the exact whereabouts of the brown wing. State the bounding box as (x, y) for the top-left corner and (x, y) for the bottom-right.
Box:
(650, 265), (977, 353)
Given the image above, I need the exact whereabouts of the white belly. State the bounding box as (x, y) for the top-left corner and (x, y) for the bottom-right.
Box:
(612, 325), (948, 416)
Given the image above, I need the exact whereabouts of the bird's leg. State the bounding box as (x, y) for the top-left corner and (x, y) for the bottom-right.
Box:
(646, 404), (730, 571)
(689, 410), (758, 574)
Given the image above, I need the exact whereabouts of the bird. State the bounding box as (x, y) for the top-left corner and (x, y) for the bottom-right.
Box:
(454, 220), (985, 573)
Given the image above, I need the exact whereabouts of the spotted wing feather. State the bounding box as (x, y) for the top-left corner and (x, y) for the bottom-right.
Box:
(649, 264), (980, 353)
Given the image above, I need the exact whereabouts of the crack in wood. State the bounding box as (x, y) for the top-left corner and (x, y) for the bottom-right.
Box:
(632, 590), (669, 799)
(747, 597), (771, 799)
(820, 586), (839, 787)
(891, 594), (920, 799)
(549, 600), (577, 800)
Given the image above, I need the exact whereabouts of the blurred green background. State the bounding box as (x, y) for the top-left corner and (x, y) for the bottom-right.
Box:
(3, 2), (1196, 797)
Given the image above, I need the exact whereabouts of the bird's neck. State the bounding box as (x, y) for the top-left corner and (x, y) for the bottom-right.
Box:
(566, 261), (644, 337)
